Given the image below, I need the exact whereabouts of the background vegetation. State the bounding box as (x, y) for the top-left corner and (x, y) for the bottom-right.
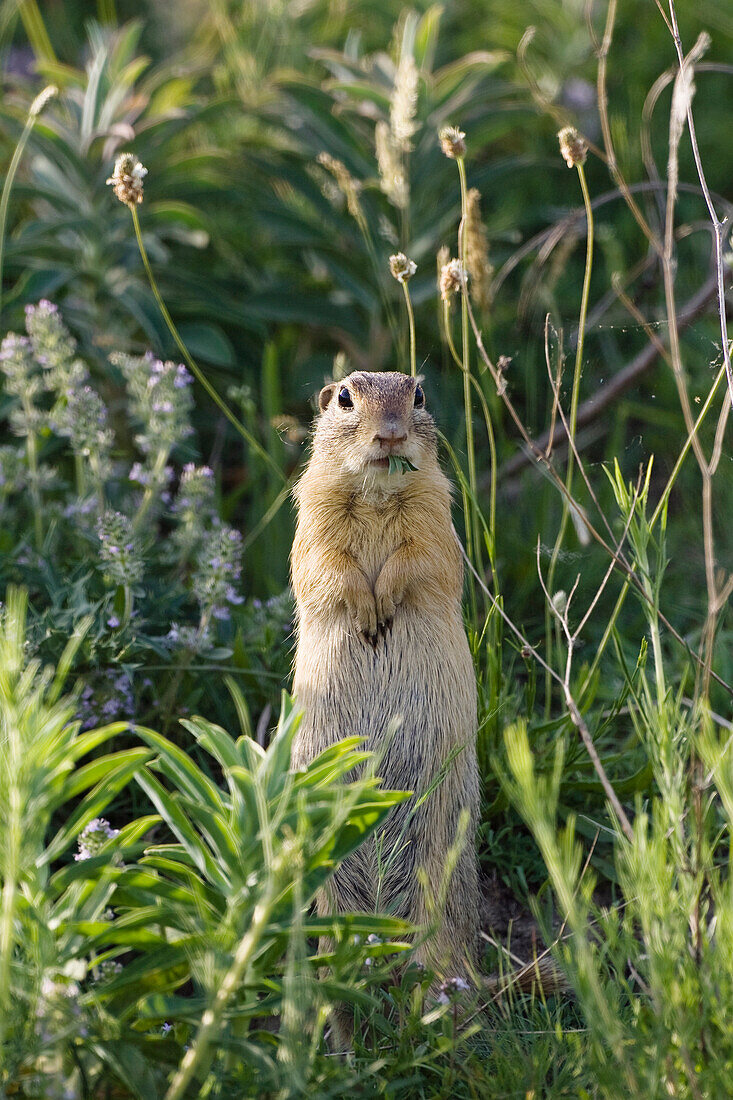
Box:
(0, 0), (731, 1095)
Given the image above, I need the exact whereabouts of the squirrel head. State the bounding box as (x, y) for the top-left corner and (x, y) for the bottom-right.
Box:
(311, 371), (438, 485)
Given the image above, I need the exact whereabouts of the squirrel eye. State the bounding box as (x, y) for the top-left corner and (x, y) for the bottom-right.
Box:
(414, 384), (425, 408)
(337, 386), (353, 408)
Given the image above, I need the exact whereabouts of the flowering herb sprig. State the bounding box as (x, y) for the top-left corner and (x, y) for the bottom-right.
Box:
(0, 333), (41, 430)
(55, 385), (113, 501)
(158, 520), (245, 730)
(25, 299), (86, 392)
(192, 524), (244, 624)
(112, 351), (195, 530)
(112, 352), (194, 456)
(75, 818), (120, 861)
(171, 464), (217, 558)
(96, 509), (144, 623)
(0, 332), (44, 545)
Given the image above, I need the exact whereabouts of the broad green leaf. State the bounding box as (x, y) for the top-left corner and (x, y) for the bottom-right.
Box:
(176, 322), (234, 368)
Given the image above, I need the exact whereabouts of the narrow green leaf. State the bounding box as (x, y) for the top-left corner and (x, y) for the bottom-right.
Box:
(135, 725), (224, 811)
(181, 716), (240, 769)
(134, 771), (230, 893)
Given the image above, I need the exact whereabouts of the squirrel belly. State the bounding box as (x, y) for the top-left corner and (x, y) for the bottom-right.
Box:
(292, 604), (479, 967)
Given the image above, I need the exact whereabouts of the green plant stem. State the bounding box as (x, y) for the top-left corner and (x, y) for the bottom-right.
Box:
(402, 279), (416, 377)
(74, 453), (87, 499)
(22, 401), (43, 550)
(647, 580), (667, 709)
(133, 446), (169, 533)
(456, 156), (481, 571)
(544, 160), (594, 715)
(164, 872), (280, 1100)
(0, 104), (46, 323)
(443, 301), (497, 576)
(122, 584), (134, 628)
(89, 454), (106, 514)
(129, 205), (285, 485)
(650, 362), (728, 531)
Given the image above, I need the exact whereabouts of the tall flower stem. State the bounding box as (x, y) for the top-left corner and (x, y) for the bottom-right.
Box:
(0, 87), (57, 324)
(129, 205), (285, 485)
(456, 156), (481, 572)
(402, 279), (417, 377)
(544, 161), (594, 715)
(443, 301), (498, 577)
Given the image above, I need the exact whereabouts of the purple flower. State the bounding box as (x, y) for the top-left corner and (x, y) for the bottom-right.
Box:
(75, 817), (120, 861)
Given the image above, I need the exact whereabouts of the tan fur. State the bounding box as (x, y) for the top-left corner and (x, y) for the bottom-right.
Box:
(290, 371), (479, 977)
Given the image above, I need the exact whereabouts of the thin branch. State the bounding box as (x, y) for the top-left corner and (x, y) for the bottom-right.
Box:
(664, 1), (733, 409)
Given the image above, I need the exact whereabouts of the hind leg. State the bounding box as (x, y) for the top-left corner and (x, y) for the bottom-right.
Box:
(313, 854), (376, 1050)
(410, 826), (480, 984)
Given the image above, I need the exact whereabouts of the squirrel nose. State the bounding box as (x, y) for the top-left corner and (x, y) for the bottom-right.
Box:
(374, 427), (408, 447)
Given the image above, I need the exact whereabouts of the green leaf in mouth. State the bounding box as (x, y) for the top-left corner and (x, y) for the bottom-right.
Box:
(387, 455), (419, 475)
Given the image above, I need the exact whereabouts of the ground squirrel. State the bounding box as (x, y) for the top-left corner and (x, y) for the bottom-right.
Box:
(290, 370), (480, 979)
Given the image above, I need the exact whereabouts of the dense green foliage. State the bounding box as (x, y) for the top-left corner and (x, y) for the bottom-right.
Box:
(0, 0), (731, 1095)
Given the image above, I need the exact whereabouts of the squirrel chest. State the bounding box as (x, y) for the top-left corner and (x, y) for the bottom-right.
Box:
(343, 491), (402, 579)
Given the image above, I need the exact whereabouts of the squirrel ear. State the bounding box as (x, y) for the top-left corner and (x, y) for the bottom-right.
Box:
(318, 383), (337, 411)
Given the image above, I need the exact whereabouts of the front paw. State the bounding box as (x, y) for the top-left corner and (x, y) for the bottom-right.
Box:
(346, 591), (378, 646)
(375, 586), (399, 634)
